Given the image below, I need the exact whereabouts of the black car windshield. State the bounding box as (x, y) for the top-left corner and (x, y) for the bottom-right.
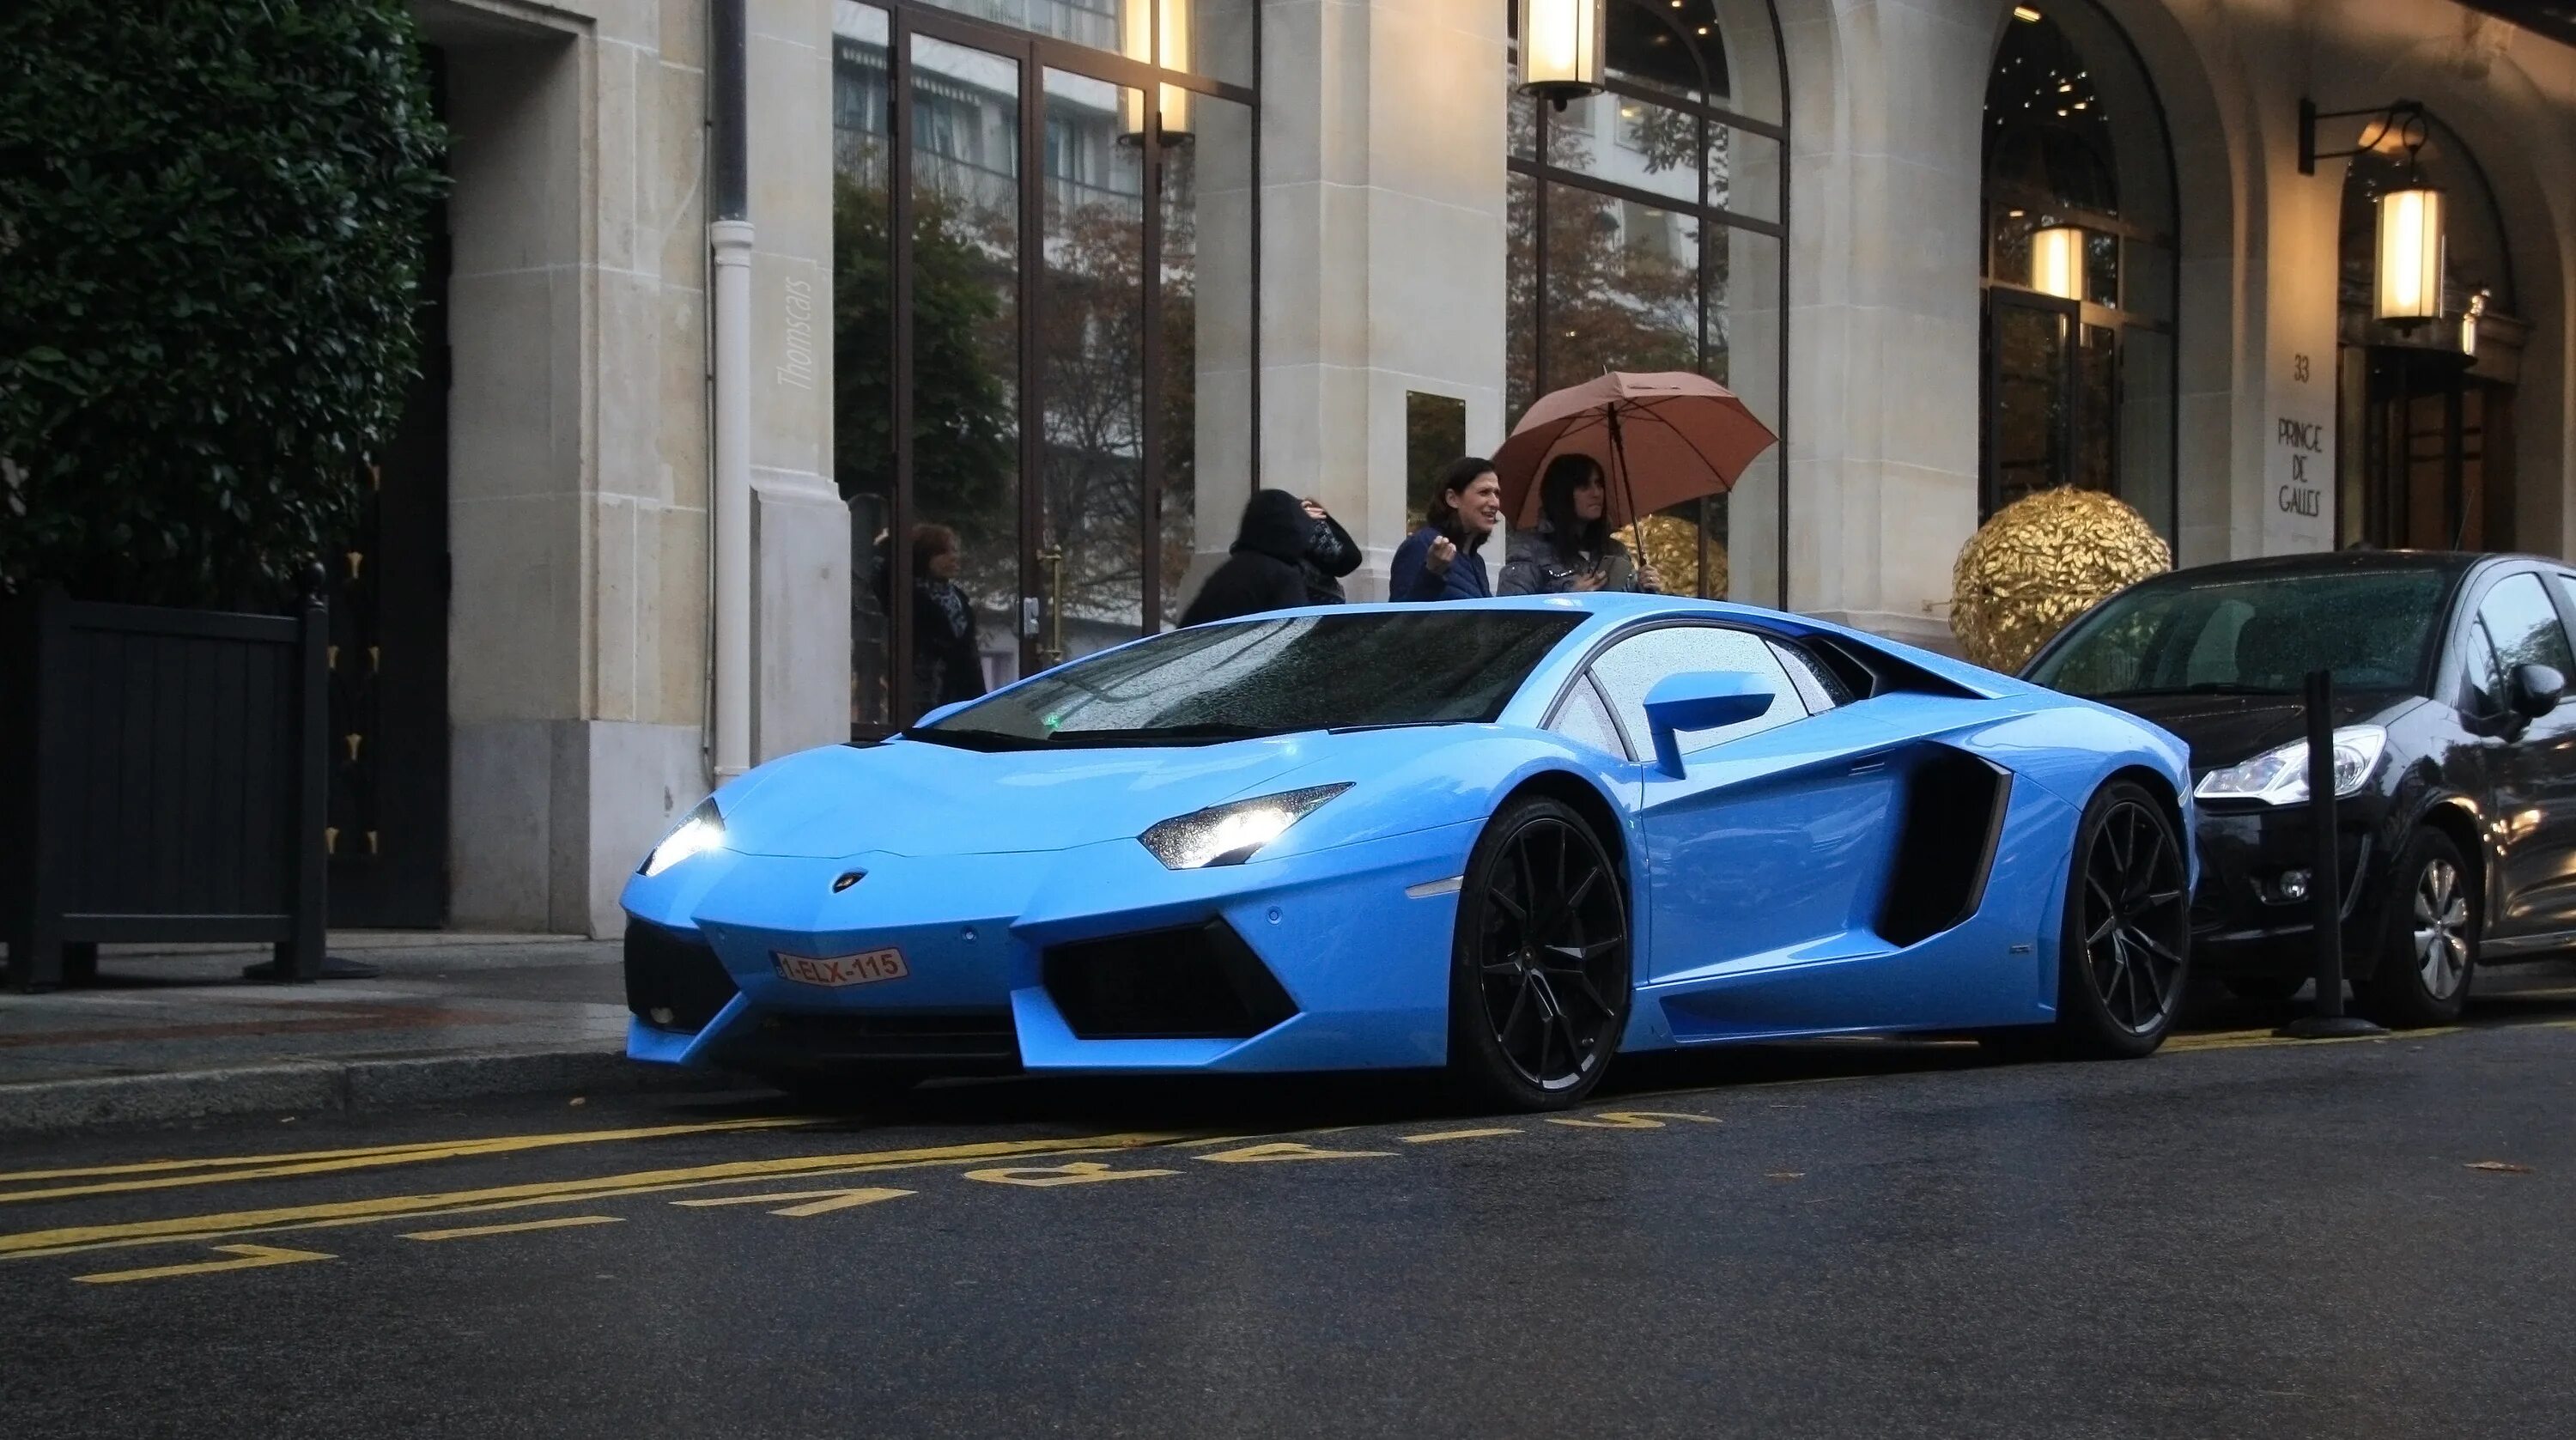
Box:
(2026, 567), (2452, 699)
(906, 610), (1583, 749)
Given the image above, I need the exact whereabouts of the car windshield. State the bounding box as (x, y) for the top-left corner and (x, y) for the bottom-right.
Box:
(2026, 567), (2453, 699)
(907, 610), (1583, 749)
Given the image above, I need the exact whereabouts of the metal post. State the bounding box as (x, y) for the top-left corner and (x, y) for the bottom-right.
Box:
(2277, 667), (2384, 1037)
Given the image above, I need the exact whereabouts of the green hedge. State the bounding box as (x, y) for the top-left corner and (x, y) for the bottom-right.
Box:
(0, 1), (447, 609)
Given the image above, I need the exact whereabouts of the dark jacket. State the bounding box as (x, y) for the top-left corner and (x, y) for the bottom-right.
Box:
(1300, 510), (1363, 605)
(912, 576), (987, 706)
(1498, 525), (1647, 596)
(1389, 525), (1492, 602)
(1179, 489), (1315, 627)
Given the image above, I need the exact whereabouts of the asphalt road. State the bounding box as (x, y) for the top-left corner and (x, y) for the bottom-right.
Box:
(6, 979), (2576, 1440)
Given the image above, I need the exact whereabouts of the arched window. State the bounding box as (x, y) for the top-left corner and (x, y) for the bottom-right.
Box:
(2333, 109), (2519, 550)
(1979, 2), (2178, 539)
(1505, 0), (1789, 604)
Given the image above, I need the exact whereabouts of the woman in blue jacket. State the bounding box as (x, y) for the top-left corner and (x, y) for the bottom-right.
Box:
(1388, 457), (1504, 602)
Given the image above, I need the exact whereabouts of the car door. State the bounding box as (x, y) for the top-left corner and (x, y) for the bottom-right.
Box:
(1578, 623), (1905, 999)
(2464, 569), (2576, 935)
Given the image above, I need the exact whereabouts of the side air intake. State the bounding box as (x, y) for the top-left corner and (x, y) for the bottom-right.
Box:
(1875, 749), (2012, 948)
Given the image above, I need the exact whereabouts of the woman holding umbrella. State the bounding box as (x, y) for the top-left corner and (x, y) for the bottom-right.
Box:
(1498, 453), (1665, 596)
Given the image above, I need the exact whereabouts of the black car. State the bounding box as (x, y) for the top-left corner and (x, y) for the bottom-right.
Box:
(2022, 550), (2576, 1027)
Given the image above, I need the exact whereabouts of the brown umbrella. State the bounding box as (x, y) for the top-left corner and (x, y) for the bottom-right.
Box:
(1493, 371), (1779, 531)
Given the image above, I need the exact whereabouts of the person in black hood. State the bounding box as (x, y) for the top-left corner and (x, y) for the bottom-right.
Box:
(1178, 489), (1320, 627)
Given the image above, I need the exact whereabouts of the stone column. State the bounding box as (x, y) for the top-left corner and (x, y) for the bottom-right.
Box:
(1771, 0), (1993, 649)
(1245, 0), (1510, 599)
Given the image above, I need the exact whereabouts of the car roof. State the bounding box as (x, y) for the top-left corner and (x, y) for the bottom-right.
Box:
(2117, 549), (2533, 587)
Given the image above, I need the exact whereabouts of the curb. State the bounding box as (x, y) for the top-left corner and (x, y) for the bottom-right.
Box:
(0, 1048), (747, 1136)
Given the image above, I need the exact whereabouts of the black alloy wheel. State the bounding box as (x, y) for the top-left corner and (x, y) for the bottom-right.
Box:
(1448, 795), (1631, 1110)
(2004, 781), (2190, 1060)
(2355, 826), (2477, 1029)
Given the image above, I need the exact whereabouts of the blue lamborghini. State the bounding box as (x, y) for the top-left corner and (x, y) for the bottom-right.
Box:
(622, 595), (2196, 1109)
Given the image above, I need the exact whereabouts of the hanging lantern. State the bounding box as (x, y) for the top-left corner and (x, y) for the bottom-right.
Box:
(2030, 225), (2085, 301)
(2374, 185), (2445, 321)
(1517, 0), (1606, 109)
(1120, 0), (1192, 142)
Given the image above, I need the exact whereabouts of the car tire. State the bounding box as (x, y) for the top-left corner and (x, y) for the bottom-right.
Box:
(2031, 780), (2192, 1060)
(1446, 795), (1632, 1112)
(2354, 827), (2477, 1029)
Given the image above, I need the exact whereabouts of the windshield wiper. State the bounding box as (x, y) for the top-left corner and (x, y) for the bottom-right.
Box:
(898, 726), (1049, 752)
(1045, 722), (1282, 745)
(2093, 682), (2298, 698)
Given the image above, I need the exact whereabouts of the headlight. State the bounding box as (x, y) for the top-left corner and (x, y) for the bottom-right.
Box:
(2193, 726), (2387, 805)
(1139, 784), (1352, 869)
(641, 798), (725, 876)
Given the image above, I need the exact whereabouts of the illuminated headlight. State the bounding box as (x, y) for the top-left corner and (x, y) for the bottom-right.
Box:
(1139, 784), (1352, 869)
(2194, 726), (2387, 805)
(641, 798), (726, 876)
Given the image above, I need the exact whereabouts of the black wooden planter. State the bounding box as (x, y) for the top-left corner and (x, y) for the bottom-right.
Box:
(2, 590), (328, 991)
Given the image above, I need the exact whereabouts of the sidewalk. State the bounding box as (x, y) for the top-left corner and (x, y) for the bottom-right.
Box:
(0, 933), (738, 1135)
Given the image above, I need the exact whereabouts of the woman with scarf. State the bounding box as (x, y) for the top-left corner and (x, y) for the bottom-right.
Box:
(1498, 453), (1664, 597)
(908, 523), (987, 708)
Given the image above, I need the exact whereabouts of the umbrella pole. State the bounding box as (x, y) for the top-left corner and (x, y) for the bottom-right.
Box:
(1607, 405), (1641, 567)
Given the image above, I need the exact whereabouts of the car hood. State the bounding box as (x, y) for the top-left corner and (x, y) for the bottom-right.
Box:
(2088, 690), (2422, 771)
(716, 733), (1342, 859)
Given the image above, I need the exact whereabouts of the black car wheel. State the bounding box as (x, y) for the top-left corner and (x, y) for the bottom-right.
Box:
(1448, 795), (1631, 1111)
(2037, 781), (2191, 1059)
(2355, 827), (2476, 1029)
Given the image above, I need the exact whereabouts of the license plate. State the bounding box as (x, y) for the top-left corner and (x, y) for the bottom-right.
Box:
(773, 947), (908, 987)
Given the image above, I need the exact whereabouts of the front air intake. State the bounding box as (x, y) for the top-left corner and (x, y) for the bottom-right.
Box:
(1043, 920), (1299, 1040)
(623, 919), (739, 1032)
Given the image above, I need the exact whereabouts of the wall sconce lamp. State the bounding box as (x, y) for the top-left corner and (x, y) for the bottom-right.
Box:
(2029, 224), (2087, 301)
(1121, 0), (1192, 143)
(1518, 0), (1606, 111)
(2299, 98), (2445, 323)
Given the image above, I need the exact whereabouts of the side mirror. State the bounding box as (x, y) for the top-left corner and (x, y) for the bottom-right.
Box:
(2511, 662), (2565, 720)
(1641, 671), (1775, 775)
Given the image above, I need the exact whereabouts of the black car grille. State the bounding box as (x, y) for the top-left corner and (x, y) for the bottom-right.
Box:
(741, 1010), (1020, 1068)
(1042, 920), (1299, 1040)
(623, 920), (739, 1033)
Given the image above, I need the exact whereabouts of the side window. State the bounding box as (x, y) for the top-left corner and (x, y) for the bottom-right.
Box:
(2481, 574), (2576, 682)
(1586, 625), (1806, 760)
(1546, 675), (1631, 760)
(1770, 640), (1851, 711)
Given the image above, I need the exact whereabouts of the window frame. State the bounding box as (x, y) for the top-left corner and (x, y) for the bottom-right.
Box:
(1540, 618), (1824, 765)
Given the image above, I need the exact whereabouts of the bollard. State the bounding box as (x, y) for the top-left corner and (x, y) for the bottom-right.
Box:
(2276, 667), (2384, 1039)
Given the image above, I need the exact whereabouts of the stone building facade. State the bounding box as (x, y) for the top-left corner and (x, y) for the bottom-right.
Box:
(394, 0), (2576, 936)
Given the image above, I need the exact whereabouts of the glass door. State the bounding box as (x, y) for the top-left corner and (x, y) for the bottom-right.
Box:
(1036, 67), (1147, 667)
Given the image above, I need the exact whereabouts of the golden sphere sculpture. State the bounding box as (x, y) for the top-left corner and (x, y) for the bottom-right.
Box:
(1950, 487), (2171, 672)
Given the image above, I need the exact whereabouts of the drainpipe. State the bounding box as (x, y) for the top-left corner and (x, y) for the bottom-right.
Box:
(709, 0), (753, 781)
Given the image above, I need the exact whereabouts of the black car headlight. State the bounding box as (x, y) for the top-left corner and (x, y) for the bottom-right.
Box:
(2192, 726), (2386, 805)
(1139, 784), (1352, 870)
(641, 798), (726, 877)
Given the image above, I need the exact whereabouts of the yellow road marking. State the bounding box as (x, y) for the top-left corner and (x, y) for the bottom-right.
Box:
(672, 1187), (914, 1217)
(963, 1162), (1178, 1188)
(74, 1244), (333, 1285)
(402, 1215), (625, 1242)
(0, 1117), (823, 1202)
(0, 1133), (1189, 1261)
(1546, 1110), (1721, 1129)
(1398, 1127), (1522, 1144)
(1194, 1141), (1393, 1164)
